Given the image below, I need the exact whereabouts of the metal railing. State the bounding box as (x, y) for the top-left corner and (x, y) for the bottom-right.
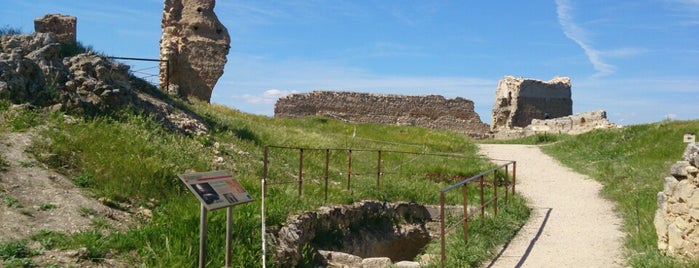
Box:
(262, 145), (472, 200)
(107, 56), (169, 92)
(438, 160), (516, 267)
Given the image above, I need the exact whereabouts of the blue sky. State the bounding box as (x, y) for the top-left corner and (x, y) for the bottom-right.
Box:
(3, 0), (698, 125)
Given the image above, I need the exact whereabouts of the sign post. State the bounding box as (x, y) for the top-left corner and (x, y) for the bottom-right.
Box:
(178, 170), (253, 268)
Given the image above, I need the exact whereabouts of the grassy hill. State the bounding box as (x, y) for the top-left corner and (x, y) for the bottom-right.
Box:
(541, 120), (699, 268)
(0, 95), (528, 267)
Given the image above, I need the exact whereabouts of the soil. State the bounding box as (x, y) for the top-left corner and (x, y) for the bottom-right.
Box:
(479, 144), (626, 268)
(0, 129), (138, 267)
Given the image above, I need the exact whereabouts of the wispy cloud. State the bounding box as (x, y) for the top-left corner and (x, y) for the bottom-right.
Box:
(665, 0), (699, 25)
(555, 0), (615, 77)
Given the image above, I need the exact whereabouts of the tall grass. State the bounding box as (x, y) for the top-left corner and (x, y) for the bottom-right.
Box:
(2, 100), (529, 267)
(542, 120), (699, 267)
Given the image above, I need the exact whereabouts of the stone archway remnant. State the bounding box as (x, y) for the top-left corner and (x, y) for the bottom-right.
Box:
(159, 0), (230, 102)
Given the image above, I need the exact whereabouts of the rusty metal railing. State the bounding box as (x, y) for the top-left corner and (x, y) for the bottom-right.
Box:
(438, 160), (516, 267)
(262, 145), (471, 201)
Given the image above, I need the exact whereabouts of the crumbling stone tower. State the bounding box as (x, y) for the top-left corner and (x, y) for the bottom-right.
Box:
(159, 0), (230, 102)
(490, 76), (572, 131)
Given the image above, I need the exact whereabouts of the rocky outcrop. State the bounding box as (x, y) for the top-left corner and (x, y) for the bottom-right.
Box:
(655, 142), (699, 258)
(275, 91), (490, 138)
(491, 76), (572, 131)
(0, 31), (208, 135)
(159, 0), (230, 102)
(34, 14), (77, 45)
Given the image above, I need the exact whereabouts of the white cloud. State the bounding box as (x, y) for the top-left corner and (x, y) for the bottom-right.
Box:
(555, 0), (615, 77)
(235, 89), (299, 104)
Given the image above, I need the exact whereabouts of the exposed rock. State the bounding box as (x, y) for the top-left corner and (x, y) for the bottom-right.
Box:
(159, 0), (230, 102)
(275, 91), (490, 138)
(0, 32), (209, 136)
(34, 14), (77, 44)
(491, 76), (572, 131)
(656, 142), (699, 259)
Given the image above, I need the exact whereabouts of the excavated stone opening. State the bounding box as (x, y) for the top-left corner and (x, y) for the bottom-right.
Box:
(274, 201), (442, 267)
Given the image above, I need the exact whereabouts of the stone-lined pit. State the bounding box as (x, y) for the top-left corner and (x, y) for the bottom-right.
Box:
(274, 200), (448, 267)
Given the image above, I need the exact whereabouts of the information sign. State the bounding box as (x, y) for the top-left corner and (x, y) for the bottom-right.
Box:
(179, 170), (253, 210)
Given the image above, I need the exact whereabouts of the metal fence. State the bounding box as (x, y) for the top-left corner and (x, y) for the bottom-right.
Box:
(262, 145), (476, 200)
(108, 56), (169, 92)
(438, 160), (516, 267)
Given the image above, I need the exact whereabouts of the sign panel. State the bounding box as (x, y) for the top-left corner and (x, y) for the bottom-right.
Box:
(178, 170), (253, 210)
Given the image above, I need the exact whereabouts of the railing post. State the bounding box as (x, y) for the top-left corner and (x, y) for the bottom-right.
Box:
(347, 149), (352, 191)
(324, 149), (330, 202)
(298, 148), (304, 196)
(513, 161), (517, 195)
(462, 184), (469, 244)
(493, 169), (498, 217)
(480, 175), (485, 226)
(263, 145), (268, 197)
(505, 165), (509, 204)
(377, 150), (382, 190)
(440, 191), (446, 268)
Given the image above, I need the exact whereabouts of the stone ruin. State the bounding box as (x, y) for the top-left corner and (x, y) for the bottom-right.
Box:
(34, 14), (77, 45)
(0, 18), (208, 135)
(491, 76), (572, 132)
(159, 0), (230, 102)
(274, 200), (449, 268)
(655, 142), (699, 259)
(274, 91), (490, 138)
(489, 76), (619, 138)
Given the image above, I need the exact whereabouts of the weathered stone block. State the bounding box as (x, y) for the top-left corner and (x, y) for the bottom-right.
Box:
(668, 224), (685, 252)
(676, 180), (694, 202)
(395, 261), (421, 268)
(362, 257), (393, 268)
(671, 161), (691, 179)
(664, 177), (678, 195)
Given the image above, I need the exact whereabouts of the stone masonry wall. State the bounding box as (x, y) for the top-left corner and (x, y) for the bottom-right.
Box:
(274, 91), (490, 137)
(655, 142), (699, 258)
(34, 14), (77, 45)
(491, 76), (572, 131)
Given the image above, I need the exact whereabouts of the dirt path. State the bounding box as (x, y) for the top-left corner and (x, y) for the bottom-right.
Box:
(479, 144), (626, 268)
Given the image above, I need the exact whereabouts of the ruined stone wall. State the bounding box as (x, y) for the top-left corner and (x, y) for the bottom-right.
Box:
(274, 91), (490, 137)
(159, 0), (230, 102)
(525, 110), (619, 135)
(491, 76), (572, 131)
(655, 142), (699, 259)
(34, 14), (76, 45)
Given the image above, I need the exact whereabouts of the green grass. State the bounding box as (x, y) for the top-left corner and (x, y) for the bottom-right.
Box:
(541, 120), (699, 267)
(0, 99), (529, 267)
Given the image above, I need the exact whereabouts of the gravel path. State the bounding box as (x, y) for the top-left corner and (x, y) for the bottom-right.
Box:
(478, 144), (626, 268)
